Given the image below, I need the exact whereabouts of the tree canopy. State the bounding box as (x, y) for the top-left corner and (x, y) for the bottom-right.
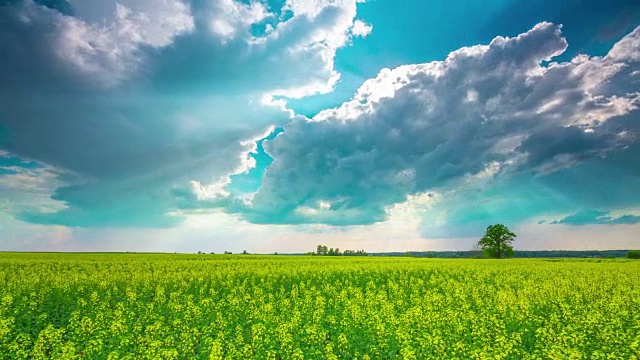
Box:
(477, 224), (516, 259)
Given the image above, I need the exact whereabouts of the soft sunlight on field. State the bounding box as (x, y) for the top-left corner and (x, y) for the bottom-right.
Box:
(1, 254), (639, 359)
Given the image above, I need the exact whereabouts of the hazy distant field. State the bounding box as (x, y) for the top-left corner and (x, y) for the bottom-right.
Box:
(1, 254), (638, 359)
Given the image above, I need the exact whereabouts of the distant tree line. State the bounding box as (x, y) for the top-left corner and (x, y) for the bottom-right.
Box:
(308, 245), (368, 256)
(343, 249), (368, 256)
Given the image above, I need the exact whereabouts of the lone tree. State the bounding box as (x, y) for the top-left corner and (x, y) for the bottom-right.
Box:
(477, 224), (516, 259)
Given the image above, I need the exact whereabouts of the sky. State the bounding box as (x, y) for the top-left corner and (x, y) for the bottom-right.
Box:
(1, 0), (639, 253)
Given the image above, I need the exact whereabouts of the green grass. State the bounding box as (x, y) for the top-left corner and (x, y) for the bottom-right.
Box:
(1, 253), (639, 359)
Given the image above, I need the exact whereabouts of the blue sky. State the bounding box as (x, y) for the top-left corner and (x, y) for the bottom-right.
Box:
(0, 0), (639, 252)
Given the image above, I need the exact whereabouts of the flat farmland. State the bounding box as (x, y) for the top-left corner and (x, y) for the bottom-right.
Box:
(0, 253), (638, 359)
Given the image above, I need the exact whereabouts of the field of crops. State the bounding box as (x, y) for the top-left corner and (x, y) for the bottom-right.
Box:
(0, 253), (638, 359)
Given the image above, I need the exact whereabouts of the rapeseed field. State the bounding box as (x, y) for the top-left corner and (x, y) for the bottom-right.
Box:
(0, 253), (638, 359)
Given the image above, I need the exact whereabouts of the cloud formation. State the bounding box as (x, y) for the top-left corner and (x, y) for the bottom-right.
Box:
(2, 0), (194, 87)
(2, 0), (639, 239)
(350, 19), (372, 38)
(551, 209), (640, 225)
(0, 0), (370, 227)
(202, 22), (640, 230)
(0, 152), (66, 217)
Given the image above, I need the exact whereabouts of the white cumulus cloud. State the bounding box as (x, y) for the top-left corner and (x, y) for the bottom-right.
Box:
(212, 22), (640, 226)
(351, 19), (372, 37)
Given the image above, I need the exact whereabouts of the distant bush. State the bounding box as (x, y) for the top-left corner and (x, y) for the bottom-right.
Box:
(627, 250), (640, 259)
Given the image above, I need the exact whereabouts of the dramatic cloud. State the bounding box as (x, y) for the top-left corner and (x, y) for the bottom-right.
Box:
(0, 0), (370, 227)
(2, 0), (639, 252)
(201, 23), (640, 231)
(1, 0), (195, 87)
